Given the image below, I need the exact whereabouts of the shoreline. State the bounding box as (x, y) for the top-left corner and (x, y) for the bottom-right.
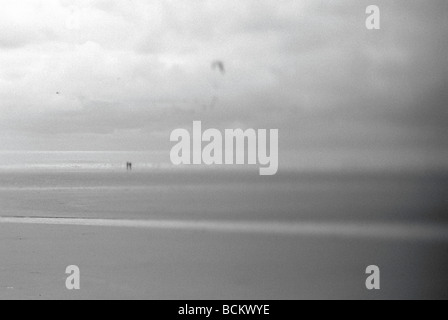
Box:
(1, 217), (448, 242)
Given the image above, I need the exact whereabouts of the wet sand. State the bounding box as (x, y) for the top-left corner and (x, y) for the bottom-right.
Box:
(0, 170), (447, 299)
(1, 222), (447, 300)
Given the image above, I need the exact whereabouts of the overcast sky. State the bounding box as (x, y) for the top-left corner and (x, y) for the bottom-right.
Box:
(0, 0), (446, 170)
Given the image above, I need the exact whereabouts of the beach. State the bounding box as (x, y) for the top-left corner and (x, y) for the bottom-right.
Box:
(0, 170), (447, 299)
(1, 0), (446, 302)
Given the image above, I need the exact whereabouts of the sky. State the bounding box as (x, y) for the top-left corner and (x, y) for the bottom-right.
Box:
(0, 0), (446, 170)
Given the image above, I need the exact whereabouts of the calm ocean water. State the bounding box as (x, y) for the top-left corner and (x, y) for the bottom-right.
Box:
(1, 151), (446, 173)
(0, 151), (166, 170)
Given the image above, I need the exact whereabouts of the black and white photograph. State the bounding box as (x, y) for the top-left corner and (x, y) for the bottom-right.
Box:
(0, 0), (447, 302)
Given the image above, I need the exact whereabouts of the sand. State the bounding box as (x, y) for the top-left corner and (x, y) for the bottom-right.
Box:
(1, 222), (448, 300)
(0, 170), (447, 299)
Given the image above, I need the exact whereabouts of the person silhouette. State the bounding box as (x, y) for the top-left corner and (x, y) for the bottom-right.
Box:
(126, 162), (133, 171)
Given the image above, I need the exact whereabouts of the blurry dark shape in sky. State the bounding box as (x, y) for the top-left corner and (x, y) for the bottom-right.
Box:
(211, 61), (225, 75)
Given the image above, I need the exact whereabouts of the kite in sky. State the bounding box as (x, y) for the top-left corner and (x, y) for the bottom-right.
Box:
(211, 61), (225, 75)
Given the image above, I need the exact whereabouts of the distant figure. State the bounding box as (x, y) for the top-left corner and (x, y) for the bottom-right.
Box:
(126, 162), (133, 171)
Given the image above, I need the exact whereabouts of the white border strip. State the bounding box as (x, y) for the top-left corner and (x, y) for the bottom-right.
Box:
(0, 217), (447, 242)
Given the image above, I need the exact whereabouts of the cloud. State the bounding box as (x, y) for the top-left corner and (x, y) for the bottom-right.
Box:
(0, 0), (446, 169)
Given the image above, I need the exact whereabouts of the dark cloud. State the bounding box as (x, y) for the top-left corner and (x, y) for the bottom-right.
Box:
(0, 0), (446, 170)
